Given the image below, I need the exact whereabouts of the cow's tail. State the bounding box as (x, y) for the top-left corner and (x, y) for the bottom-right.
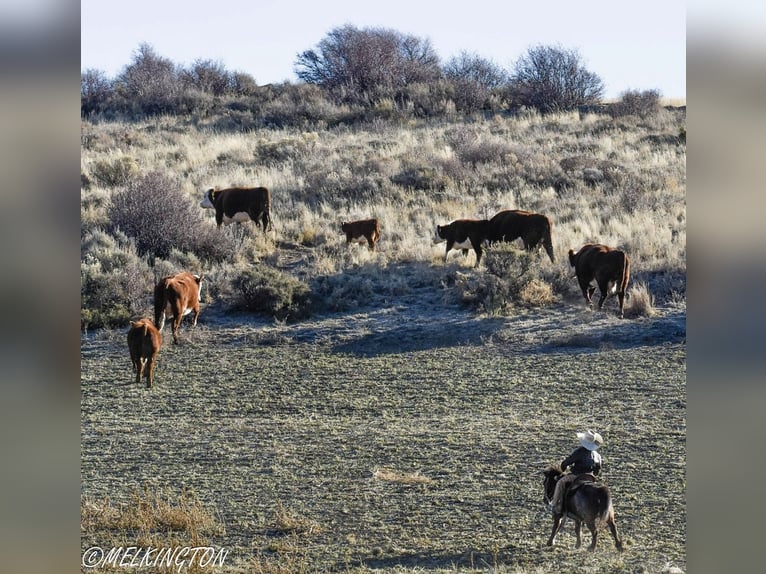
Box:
(619, 253), (630, 295)
(153, 280), (167, 331)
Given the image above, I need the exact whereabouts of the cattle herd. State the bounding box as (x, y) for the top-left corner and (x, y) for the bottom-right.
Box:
(127, 185), (632, 386)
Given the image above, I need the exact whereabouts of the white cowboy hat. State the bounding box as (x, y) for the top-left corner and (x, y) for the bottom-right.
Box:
(577, 429), (604, 451)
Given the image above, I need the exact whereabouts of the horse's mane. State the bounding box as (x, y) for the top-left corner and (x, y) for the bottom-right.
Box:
(544, 464), (563, 475)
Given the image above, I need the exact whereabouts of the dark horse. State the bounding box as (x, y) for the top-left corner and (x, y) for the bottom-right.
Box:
(542, 465), (623, 552)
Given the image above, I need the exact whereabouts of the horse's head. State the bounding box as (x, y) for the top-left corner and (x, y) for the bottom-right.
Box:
(542, 465), (564, 503)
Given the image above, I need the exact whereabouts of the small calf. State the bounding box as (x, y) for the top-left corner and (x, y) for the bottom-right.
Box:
(127, 318), (162, 388)
(341, 218), (381, 251)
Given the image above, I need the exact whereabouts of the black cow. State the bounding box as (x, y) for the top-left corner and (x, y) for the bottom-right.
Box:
(200, 186), (271, 231)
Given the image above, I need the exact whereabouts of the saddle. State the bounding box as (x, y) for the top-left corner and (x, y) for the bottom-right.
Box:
(566, 473), (598, 495)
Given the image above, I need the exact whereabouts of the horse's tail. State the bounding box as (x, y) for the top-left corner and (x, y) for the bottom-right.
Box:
(592, 486), (615, 529)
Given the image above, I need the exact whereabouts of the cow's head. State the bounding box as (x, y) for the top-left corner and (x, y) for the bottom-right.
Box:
(200, 188), (216, 209)
(341, 222), (349, 233)
(434, 224), (447, 243)
(568, 249), (577, 267)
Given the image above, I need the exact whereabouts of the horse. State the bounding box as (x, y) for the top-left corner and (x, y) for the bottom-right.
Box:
(542, 465), (623, 552)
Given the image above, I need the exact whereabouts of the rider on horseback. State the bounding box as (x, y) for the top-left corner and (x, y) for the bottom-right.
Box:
(549, 430), (603, 515)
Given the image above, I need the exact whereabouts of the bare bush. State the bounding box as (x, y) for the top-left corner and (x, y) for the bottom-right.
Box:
(295, 25), (441, 105)
(81, 229), (153, 329)
(610, 89), (662, 118)
(453, 245), (558, 314)
(510, 45), (605, 113)
(443, 51), (509, 113)
(108, 171), (234, 261)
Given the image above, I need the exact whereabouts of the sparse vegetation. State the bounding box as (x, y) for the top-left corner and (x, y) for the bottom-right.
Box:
(81, 36), (685, 574)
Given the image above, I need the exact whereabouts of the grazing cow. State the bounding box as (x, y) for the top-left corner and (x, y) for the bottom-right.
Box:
(486, 209), (555, 262)
(127, 319), (162, 388)
(200, 186), (271, 231)
(154, 272), (204, 344)
(434, 219), (489, 267)
(341, 218), (381, 251)
(568, 243), (631, 318)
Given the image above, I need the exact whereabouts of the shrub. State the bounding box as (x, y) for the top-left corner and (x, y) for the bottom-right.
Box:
(610, 89), (662, 118)
(232, 265), (313, 321)
(453, 245), (558, 314)
(81, 229), (153, 329)
(108, 171), (235, 261)
(510, 45), (605, 113)
(90, 156), (140, 188)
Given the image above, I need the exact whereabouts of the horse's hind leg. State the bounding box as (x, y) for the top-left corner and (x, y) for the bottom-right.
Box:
(608, 517), (623, 552)
(574, 520), (582, 549)
(586, 521), (598, 551)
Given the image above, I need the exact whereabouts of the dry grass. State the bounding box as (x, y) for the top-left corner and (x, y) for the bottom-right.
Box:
(624, 281), (657, 318)
(81, 485), (223, 537)
(372, 467), (434, 485)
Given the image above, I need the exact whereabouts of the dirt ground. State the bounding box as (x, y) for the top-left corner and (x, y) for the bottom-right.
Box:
(81, 268), (686, 573)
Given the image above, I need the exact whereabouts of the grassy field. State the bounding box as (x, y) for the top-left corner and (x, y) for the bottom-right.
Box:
(81, 276), (685, 573)
(81, 104), (685, 572)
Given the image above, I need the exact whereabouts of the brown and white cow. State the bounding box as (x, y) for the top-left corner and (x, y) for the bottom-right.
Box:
(486, 209), (555, 262)
(568, 243), (631, 318)
(341, 218), (381, 251)
(127, 318), (162, 388)
(434, 219), (489, 267)
(200, 186), (271, 231)
(154, 272), (204, 344)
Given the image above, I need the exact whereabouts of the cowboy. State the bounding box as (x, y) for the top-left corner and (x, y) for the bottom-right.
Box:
(549, 430), (603, 515)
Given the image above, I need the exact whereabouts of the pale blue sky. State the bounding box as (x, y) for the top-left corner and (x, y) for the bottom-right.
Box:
(81, 0), (686, 100)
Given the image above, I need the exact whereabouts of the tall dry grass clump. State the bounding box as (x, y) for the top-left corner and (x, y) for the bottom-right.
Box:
(81, 103), (685, 324)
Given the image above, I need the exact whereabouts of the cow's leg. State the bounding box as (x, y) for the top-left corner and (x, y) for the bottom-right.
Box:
(136, 358), (145, 385)
(461, 249), (468, 258)
(472, 240), (483, 267)
(172, 315), (182, 344)
(579, 277), (594, 306)
(445, 241), (454, 262)
(617, 291), (625, 318)
(596, 280), (609, 310)
(146, 353), (157, 388)
(367, 235), (375, 251)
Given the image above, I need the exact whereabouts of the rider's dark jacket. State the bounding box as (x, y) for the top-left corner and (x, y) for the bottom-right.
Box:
(561, 447), (602, 475)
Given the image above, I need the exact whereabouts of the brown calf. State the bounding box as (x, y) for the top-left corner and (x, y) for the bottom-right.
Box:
(341, 219), (381, 251)
(127, 319), (162, 388)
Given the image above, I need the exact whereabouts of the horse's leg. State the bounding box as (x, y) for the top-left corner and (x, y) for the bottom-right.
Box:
(547, 514), (564, 546)
(587, 520), (598, 551)
(608, 517), (623, 552)
(574, 520), (582, 549)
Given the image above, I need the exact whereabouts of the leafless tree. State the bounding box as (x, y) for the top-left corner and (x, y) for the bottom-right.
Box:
(510, 45), (604, 113)
(443, 51), (509, 112)
(295, 25), (441, 104)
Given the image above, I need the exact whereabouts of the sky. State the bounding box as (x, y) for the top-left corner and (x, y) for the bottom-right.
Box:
(81, 0), (686, 100)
